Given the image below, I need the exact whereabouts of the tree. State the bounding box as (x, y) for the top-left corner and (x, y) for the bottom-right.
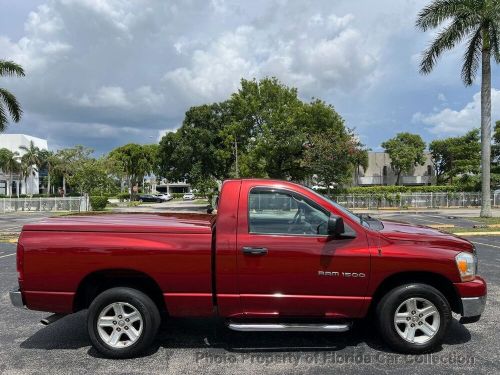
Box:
(303, 128), (367, 193)
(228, 77), (304, 179)
(159, 102), (234, 184)
(416, 0), (500, 216)
(0, 60), (25, 132)
(54, 146), (93, 195)
(382, 133), (426, 185)
(68, 158), (116, 196)
(108, 144), (153, 198)
(38, 150), (57, 196)
(158, 78), (359, 186)
(0, 148), (20, 196)
(19, 141), (40, 195)
(429, 129), (481, 183)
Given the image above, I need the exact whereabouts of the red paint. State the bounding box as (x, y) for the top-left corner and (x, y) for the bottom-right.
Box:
(16, 179), (487, 320)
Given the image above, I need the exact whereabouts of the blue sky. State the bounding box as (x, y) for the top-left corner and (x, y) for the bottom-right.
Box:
(1, 0), (499, 154)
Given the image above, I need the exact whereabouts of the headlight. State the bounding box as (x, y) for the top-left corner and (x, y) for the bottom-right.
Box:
(455, 252), (477, 282)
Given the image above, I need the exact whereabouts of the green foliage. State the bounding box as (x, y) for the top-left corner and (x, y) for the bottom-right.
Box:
(158, 77), (364, 187)
(116, 192), (131, 201)
(416, 0), (500, 85)
(0, 60), (25, 132)
(381, 133), (426, 185)
(333, 185), (463, 195)
(68, 158), (117, 196)
(108, 143), (158, 197)
(429, 129), (481, 184)
(89, 196), (109, 211)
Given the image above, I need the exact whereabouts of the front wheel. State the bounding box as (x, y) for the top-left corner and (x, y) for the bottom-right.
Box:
(376, 283), (451, 354)
(87, 287), (161, 358)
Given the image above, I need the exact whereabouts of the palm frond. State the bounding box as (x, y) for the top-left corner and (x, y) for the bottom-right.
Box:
(416, 0), (479, 31)
(0, 60), (25, 77)
(490, 23), (500, 63)
(0, 88), (22, 122)
(0, 103), (7, 133)
(461, 26), (483, 85)
(420, 15), (478, 74)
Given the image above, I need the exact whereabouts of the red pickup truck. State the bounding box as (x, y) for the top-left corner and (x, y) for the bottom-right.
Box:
(10, 179), (486, 358)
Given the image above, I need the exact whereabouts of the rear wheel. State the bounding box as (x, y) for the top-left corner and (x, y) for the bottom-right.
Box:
(87, 287), (160, 358)
(376, 283), (451, 353)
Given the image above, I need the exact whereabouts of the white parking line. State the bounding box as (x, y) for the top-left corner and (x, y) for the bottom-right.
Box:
(470, 240), (500, 249)
(0, 253), (15, 259)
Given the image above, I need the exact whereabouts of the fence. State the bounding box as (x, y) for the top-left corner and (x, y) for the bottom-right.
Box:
(332, 192), (500, 209)
(0, 197), (89, 214)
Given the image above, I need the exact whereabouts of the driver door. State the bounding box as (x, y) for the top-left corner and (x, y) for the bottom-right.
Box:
(236, 184), (370, 318)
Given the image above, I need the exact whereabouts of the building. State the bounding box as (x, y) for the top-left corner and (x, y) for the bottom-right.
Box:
(355, 151), (435, 186)
(0, 134), (48, 196)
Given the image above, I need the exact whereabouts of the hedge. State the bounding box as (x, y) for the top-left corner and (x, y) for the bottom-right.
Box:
(326, 185), (475, 195)
(89, 196), (109, 211)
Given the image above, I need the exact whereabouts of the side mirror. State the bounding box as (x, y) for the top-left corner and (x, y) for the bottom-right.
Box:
(328, 215), (345, 237)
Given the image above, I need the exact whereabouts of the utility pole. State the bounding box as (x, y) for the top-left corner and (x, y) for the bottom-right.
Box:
(234, 139), (239, 178)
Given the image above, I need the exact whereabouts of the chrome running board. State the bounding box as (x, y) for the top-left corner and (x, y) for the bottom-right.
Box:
(227, 322), (351, 332)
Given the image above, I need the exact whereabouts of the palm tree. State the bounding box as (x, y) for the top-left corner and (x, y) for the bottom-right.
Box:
(416, 0), (500, 217)
(0, 149), (20, 197)
(0, 60), (25, 132)
(19, 141), (40, 195)
(38, 149), (56, 196)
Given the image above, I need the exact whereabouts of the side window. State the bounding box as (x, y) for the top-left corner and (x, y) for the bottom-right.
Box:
(249, 189), (329, 235)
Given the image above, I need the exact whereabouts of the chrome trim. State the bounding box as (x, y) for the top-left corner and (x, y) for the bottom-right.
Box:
(461, 295), (486, 317)
(9, 290), (24, 308)
(227, 322), (351, 332)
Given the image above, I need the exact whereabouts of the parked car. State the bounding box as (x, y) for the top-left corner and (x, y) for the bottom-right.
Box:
(182, 192), (195, 200)
(10, 179), (486, 358)
(154, 193), (172, 202)
(138, 194), (162, 203)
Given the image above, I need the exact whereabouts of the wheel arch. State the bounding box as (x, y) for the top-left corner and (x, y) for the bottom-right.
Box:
(369, 271), (461, 315)
(73, 269), (167, 314)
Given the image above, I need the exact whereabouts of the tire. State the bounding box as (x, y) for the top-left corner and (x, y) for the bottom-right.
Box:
(87, 287), (161, 358)
(376, 283), (451, 354)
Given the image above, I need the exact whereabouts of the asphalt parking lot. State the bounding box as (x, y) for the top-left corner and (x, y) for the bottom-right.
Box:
(0, 228), (499, 374)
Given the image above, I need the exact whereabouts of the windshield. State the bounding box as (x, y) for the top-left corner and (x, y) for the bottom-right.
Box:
(303, 186), (372, 228)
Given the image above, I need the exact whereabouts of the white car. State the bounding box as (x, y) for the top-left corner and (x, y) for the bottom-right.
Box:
(155, 193), (172, 202)
(183, 192), (195, 200)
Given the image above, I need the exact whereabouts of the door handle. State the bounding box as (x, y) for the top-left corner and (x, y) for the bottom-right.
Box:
(242, 246), (268, 255)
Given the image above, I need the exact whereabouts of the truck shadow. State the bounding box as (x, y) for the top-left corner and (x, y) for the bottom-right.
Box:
(20, 312), (471, 357)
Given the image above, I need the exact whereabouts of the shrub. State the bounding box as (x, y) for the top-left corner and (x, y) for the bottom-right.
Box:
(116, 192), (131, 201)
(89, 196), (109, 211)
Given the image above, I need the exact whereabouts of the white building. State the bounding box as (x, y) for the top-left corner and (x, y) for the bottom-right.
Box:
(0, 134), (48, 196)
(355, 151), (435, 186)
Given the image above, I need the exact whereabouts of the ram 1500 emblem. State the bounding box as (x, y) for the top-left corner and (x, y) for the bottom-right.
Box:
(318, 271), (366, 278)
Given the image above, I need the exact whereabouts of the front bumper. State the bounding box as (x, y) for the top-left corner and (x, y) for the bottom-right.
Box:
(461, 295), (486, 317)
(9, 289), (24, 308)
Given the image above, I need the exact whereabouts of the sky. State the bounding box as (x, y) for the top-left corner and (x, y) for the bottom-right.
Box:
(1, 0), (499, 155)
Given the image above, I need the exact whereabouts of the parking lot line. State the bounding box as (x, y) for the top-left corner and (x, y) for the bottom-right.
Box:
(470, 240), (500, 249)
(0, 253), (15, 259)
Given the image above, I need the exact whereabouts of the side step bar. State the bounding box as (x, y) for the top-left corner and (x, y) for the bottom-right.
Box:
(227, 322), (351, 332)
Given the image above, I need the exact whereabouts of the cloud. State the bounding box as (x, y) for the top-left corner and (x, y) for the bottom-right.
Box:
(413, 89), (500, 135)
(163, 13), (380, 103)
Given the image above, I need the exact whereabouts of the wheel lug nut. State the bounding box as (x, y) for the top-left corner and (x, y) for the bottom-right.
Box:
(113, 321), (117, 325)
(118, 315), (122, 319)
(125, 318), (129, 322)
(411, 311), (416, 315)
(406, 317), (411, 321)
(125, 326), (128, 330)
(411, 323), (415, 327)
(418, 322), (423, 325)
(419, 314), (423, 318)
(117, 328), (121, 332)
